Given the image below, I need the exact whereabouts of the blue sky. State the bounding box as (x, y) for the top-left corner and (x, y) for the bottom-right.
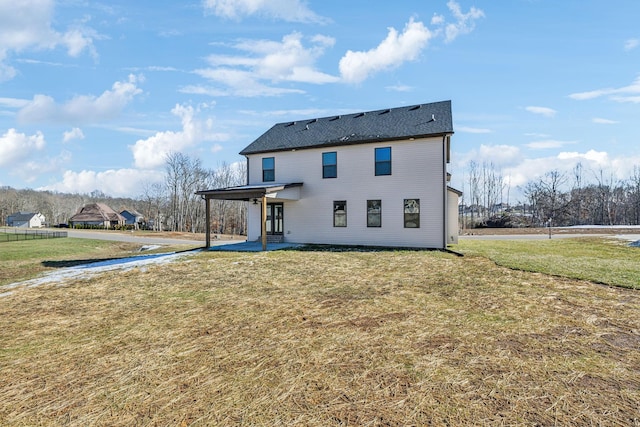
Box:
(1, 0), (639, 200)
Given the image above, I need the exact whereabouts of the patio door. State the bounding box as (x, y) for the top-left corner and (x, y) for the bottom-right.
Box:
(265, 203), (284, 235)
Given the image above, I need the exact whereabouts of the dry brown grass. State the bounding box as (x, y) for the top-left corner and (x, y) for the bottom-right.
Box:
(1, 250), (639, 426)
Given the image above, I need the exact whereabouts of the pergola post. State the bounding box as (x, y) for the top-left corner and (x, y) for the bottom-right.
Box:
(205, 197), (211, 248)
(261, 194), (267, 251)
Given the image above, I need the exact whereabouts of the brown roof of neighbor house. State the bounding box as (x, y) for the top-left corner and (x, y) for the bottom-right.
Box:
(70, 203), (125, 223)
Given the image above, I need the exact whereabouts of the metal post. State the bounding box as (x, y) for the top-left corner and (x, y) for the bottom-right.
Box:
(261, 195), (267, 251)
(205, 197), (211, 248)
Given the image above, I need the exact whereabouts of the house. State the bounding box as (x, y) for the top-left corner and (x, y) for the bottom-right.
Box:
(197, 100), (461, 249)
(120, 209), (145, 229)
(6, 212), (46, 228)
(69, 203), (125, 229)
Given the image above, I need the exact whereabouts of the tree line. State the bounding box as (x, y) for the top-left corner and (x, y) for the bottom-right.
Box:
(7, 153), (640, 232)
(461, 161), (640, 228)
(1, 152), (247, 235)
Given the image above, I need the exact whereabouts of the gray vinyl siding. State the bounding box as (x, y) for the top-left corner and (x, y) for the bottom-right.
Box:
(246, 136), (447, 248)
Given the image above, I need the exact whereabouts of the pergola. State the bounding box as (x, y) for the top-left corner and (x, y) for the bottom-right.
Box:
(196, 183), (303, 250)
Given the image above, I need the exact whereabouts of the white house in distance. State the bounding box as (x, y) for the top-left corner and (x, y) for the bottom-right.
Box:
(6, 212), (46, 228)
(197, 100), (460, 250)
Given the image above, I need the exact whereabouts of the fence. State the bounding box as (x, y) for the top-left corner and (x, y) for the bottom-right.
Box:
(0, 228), (68, 242)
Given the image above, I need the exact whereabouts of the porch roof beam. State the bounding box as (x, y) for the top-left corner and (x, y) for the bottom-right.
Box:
(196, 182), (302, 201)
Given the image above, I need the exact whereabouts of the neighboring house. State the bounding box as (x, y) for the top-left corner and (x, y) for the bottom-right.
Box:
(120, 209), (145, 229)
(6, 212), (46, 228)
(69, 203), (125, 229)
(197, 100), (461, 249)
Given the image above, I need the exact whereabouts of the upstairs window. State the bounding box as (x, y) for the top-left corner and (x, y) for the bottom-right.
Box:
(322, 152), (337, 179)
(404, 199), (420, 228)
(262, 157), (275, 182)
(375, 147), (391, 176)
(333, 201), (347, 227)
(367, 200), (381, 227)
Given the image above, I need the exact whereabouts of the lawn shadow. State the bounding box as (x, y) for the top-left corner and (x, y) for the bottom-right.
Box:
(42, 258), (127, 269)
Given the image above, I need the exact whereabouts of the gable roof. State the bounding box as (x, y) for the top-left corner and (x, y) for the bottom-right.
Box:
(240, 100), (453, 156)
(120, 209), (143, 217)
(70, 203), (125, 223)
(8, 212), (40, 222)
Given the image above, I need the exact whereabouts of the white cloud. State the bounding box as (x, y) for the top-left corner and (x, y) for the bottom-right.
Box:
(238, 107), (330, 118)
(385, 84), (413, 92)
(557, 150), (612, 167)
(442, 0), (485, 43)
(181, 81), (304, 98)
(129, 103), (230, 169)
(624, 38), (639, 51)
(0, 0), (98, 81)
(0, 97), (29, 109)
(592, 117), (619, 124)
(40, 168), (164, 198)
(457, 144), (522, 168)
(0, 128), (46, 167)
(202, 0), (329, 23)
(525, 106), (557, 117)
(18, 151), (71, 183)
(63, 127), (85, 142)
(526, 139), (576, 150)
(569, 75), (640, 103)
(339, 18), (432, 84)
(191, 32), (337, 97)
(0, 51), (17, 81)
(17, 74), (143, 123)
(457, 126), (491, 134)
(454, 147), (640, 199)
(431, 14), (445, 26)
(478, 144), (521, 165)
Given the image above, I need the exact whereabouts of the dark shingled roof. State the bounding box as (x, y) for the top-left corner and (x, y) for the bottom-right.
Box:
(240, 100), (453, 155)
(8, 212), (39, 222)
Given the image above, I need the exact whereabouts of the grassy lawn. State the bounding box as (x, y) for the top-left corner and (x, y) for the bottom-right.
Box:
(0, 237), (200, 286)
(0, 239), (639, 425)
(457, 237), (640, 289)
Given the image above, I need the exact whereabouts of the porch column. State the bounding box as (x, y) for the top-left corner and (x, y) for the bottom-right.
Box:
(261, 194), (267, 251)
(205, 197), (211, 248)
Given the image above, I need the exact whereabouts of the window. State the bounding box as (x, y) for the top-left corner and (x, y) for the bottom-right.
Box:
(367, 200), (381, 227)
(375, 147), (391, 176)
(262, 157), (275, 182)
(404, 199), (420, 228)
(323, 152), (337, 178)
(333, 201), (347, 227)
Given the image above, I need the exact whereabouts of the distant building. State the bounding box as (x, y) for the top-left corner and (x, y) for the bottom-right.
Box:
(69, 203), (125, 229)
(6, 212), (46, 228)
(120, 209), (145, 229)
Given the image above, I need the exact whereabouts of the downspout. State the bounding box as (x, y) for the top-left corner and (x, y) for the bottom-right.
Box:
(244, 155), (250, 185)
(261, 194), (267, 251)
(442, 134), (448, 249)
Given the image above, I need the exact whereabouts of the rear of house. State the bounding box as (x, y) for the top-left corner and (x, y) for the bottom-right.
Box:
(198, 100), (460, 249)
(244, 136), (454, 248)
